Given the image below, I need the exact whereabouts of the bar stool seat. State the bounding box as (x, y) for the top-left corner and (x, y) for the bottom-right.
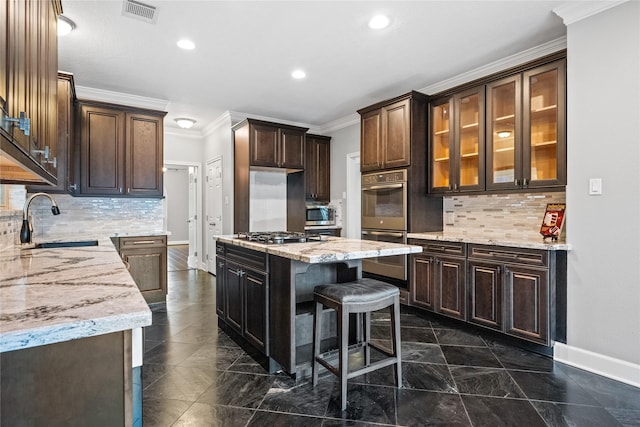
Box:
(312, 278), (402, 411)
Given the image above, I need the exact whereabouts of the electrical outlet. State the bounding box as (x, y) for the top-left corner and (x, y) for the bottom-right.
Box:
(445, 211), (456, 225)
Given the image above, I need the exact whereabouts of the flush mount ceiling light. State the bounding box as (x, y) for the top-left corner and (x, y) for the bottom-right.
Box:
(291, 69), (306, 79)
(368, 14), (390, 30)
(57, 15), (76, 36)
(497, 130), (512, 138)
(177, 39), (195, 50)
(175, 118), (196, 129)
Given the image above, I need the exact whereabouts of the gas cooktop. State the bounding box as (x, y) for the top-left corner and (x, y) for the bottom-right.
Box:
(236, 231), (323, 245)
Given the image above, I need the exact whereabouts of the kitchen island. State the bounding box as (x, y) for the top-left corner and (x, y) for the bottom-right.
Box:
(214, 235), (421, 377)
(0, 238), (152, 426)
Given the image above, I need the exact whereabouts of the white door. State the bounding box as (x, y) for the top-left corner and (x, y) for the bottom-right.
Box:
(206, 158), (223, 273)
(187, 167), (198, 268)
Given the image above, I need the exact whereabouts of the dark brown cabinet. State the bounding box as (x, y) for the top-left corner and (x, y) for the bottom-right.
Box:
(115, 235), (168, 304)
(216, 242), (268, 353)
(409, 239), (565, 346)
(486, 60), (566, 191)
(27, 72), (76, 193)
(305, 134), (331, 201)
(77, 101), (165, 197)
(467, 244), (553, 345)
(244, 119), (305, 169)
(359, 94), (424, 172)
(410, 241), (466, 320)
(233, 118), (308, 233)
(1, 0), (61, 185)
(429, 86), (485, 193)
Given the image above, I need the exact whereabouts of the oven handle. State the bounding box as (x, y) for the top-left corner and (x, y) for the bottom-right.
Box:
(362, 230), (405, 238)
(362, 183), (404, 191)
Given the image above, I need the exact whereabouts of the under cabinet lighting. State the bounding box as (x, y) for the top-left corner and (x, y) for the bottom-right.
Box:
(58, 16), (76, 36)
(497, 131), (512, 138)
(175, 118), (196, 129)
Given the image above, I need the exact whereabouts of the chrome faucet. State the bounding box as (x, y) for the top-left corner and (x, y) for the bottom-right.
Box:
(20, 193), (61, 244)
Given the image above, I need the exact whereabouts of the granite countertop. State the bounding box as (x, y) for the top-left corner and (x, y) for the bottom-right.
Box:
(215, 235), (422, 263)
(407, 231), (570, 251)
(0, 237), (152, 353)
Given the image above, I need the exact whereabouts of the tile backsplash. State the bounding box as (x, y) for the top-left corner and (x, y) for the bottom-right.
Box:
(1, 193), (165, 249)
(443, 191), (566, 237)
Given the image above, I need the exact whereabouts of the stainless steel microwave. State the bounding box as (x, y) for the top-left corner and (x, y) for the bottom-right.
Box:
(305, 205), (336, 226)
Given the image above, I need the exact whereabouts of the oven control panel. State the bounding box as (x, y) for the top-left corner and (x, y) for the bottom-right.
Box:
(362, 169), (407, 185)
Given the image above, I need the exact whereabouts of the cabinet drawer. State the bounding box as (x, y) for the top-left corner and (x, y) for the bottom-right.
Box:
(409, 239), (466, 257)
(119, 235), (167, 249)
(226, 245), (266, 272)
(468, 244), (548, 267)
(216, 242), (225, 256)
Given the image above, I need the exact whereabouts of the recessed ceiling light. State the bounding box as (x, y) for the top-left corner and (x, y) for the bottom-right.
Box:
(175, 118), (196, 129)
(58, 15), (76, 36)
(291, 69), (306, 79)
(368, 14), (390, 30)
(177, 39), (195, 50)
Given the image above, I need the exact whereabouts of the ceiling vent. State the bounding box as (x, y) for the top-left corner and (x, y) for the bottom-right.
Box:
(122, 0), (158, 24)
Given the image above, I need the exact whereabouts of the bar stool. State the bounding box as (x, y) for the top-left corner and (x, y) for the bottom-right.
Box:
(311, 278), (402, 411)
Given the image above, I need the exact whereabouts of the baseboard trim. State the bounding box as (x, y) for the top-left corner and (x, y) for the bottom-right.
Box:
(554, 342), (640, 388)
(168, 240), (189, 246)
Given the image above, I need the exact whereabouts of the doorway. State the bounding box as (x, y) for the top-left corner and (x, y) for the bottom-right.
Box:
(163, 161), (201, 270)
(206, 157), (224, 274)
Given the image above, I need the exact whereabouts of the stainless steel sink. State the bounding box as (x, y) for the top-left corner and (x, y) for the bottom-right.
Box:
(33, 240), (99, 249)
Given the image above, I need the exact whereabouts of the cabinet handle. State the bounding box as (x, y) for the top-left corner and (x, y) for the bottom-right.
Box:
(127, 188), (130, 193)
(496, 266), (502, 274)
(119, 187), (123, 193)
(130, 240), (156, 245)
(218, 262), (224, 268)
(514, 179), (520, 186)
(523, 178), (529, 187)
(239, 270), (246, 277)
(453, 183), (458, 191)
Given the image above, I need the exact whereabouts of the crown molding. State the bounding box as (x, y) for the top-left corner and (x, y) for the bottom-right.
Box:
(419, 37), (567, 95)
(553, 1), (628, 25)
(318, 113), (360, 134)
(164, 127), (203, 139)
(74, 86), (169, 111)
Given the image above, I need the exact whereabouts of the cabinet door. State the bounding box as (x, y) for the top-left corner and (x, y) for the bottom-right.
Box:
(382, 98), (410, 169)
(504, 265), (549, 344)
(486, 75), (522, 190)
(250, 123), (279, 167)
(429, 97), (453, 193)
(315, 138), (330, 201)
(468, 261), (503, 331)
(523, 60), (566, 188)
(5, 0), (29, 147)
(410, 255), (435, 310)
(215, 257), (226, 318)
(243, 268), (267, 352)
(436, 257), (466, 320)
(454, 87), (484, 192)
(279, 127), (305, 169)
(80, 104), (125, 195)
(0, 0), (6, 111)
(126, 113), (163, 196)
(225, 261), (244, 334)
(360, 109), (382, 171)
(120, 243), (167, 304)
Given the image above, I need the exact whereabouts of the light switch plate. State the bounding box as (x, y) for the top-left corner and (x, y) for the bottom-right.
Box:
(589, 178), (602, 195)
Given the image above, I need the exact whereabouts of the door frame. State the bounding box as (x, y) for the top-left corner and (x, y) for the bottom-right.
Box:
(346, 152), (361, 239)
(163, 160), (202, 270)
(206, 156), (224, 273)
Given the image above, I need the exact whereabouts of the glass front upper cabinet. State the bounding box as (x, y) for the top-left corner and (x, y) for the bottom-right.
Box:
(430, 97), (453, 192)
(486, 59), (566, 190)
(429, 87), (484, 193)
(523, 60), (566, 188)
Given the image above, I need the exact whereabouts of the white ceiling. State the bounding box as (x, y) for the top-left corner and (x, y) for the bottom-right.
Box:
(58, 0), (569, 132)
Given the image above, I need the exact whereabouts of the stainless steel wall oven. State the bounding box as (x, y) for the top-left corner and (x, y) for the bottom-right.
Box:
(361, 170), (409, 283)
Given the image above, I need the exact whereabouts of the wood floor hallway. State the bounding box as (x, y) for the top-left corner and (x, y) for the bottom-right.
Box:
(168, 245), (191, 272)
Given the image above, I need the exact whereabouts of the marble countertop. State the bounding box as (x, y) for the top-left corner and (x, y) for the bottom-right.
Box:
(407, 231), (570, 251)
(0, 237), (152, 353)
(215, 235), (422, 263)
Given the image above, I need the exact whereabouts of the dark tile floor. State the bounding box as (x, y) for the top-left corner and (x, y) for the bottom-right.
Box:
(142, 268), (640, 426)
